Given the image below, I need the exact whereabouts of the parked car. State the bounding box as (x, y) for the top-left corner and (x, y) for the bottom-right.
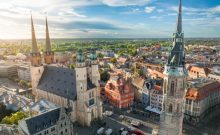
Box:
(97, 127), (105, 135)
(104, 111), (113, 116)
(105, 128), (113, 135)
(131, 120), (141, 127)
(121, 131), (129, 135)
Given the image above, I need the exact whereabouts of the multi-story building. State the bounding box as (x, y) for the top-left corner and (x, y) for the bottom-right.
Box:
(159, 0), (187, 134)
(0, 64), (17, 77)
(146, 85), (163, 114)
(18, 107), (73, 135)
(105, 75), (134, 108)
(30, 16), (102, 126)
(184, 79), (220, 124)
(17, 65), (31, 81)
(132, 77), (151, 107)
(187, 65), (210, 79)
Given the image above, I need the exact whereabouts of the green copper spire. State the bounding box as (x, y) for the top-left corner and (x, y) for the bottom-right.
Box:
(167, 0), (185, 67)
(90, 49), (97, 60)
(76, 49), (85, 63)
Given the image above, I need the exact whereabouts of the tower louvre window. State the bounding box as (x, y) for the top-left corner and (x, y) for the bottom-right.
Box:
(170, 81), (175, 96)
(168, 104), (173, 113)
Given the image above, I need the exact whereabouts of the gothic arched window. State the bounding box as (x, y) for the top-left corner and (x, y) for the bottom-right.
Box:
(170, 81), (175, 96)
(168, 104), (173, 113)
(164, 80), (167, 94)
(177, 104), (180, 113)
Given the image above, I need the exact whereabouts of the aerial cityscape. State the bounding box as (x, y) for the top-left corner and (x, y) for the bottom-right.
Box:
(0, 0), (220, 135)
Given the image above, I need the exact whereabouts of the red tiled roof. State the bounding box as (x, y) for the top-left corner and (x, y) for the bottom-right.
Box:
(186, 81), (220, 101)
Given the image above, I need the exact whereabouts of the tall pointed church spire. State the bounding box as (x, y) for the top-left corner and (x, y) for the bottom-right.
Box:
(31, 14), (39, 53)
(176, 0), (182, 33)
(44, 16), (54, 65)
(45, 16), (51, 52)
(167, 0), (185, 67)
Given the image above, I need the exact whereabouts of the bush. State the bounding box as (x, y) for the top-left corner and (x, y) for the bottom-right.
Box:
(1, 111), (28, 125)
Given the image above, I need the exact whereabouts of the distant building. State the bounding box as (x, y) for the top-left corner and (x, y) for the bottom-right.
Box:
(0, 90), (32, 112)
(54, 52), (72, 63)
(184, 79), (220, 124)
(17, 65), (31, 81)
(105, 75), (134, 108)
(18, 107), (73, 135)
(99, 50), (115, 57)
(188, 65), (210, 79)
(0, 124), (19, 135)
(0, 64), (17, 77)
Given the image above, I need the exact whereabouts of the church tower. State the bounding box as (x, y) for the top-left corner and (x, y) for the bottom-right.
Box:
(44, 16), (54, 64)
(89, 49), (100, 87)
(30, 15), (44, 97)
(159, 0), (187, 135)
(75, 49), (88, 126)
(30, 15), (41, 67)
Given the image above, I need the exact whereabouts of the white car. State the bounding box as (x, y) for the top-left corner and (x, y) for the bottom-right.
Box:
(97, 127), (104, 135)
(104, 111), (113, 116)
(131, 120), (141, 127)
(105, 128), (113, 135)
(121, 131), (128, 135)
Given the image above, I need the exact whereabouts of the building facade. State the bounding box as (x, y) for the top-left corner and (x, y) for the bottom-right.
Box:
(105, 75), (134, 108)
(184, 79), (220, 124)
(0, 64), (17, 77)
(159, 0), (187, 134)
(18, 107), (73, 135)
(30, 16), (102, 126)
(17, 65), (31, 81)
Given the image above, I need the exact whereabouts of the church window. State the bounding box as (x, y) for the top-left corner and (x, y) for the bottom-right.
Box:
(164, 80), (167, 94)
(177, 104), (180, 113)
(168, 104), (173, 113)
(170, 81), (175, 96)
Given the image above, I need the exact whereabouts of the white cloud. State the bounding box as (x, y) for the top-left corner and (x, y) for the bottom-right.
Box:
(144, 6), (155, 13)
(101, 0), (152, 7)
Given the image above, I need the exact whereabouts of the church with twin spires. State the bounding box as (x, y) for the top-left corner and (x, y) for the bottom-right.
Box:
(29, 15), (103, 126)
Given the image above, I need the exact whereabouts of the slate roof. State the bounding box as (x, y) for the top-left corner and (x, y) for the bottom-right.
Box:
(19, 108), (61, 135)
(30, 98), (59, 114)
(37, 66), (77, 101)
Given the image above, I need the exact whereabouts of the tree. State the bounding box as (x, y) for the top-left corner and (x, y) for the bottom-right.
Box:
(68, 64), (75, 69)
(1, 111), (28, 125)
(110, 57), (117, 64)
(100, 71), (110, 82)
(97, 53), (104, 58)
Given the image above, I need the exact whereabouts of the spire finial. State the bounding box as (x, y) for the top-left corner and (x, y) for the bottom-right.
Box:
(176, 0), (182, 33)
(45, 15), (51, 52)
(31, 13), (39, 53)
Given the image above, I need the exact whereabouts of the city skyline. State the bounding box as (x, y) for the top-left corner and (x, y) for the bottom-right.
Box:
(1, 0), (220, 39)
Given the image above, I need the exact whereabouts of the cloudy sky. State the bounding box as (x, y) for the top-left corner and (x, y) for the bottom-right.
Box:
(0, 0), (220, 39)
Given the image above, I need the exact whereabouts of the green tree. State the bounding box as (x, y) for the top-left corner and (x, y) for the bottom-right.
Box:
(1, 111), (28, 125)
(97, 53), (104, 58)
(100, 71), (110, 82)
(110, 57), (117, 64)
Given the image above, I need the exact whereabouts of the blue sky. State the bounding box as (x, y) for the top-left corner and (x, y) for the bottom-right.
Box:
(0, 0), (220, 39)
